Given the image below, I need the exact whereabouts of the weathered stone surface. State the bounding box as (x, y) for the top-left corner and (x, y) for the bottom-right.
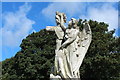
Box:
(46, 11), (92, 80)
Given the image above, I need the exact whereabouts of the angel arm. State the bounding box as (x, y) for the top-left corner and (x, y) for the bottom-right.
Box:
(60, 30), (78, 49)
(60, 23), (66, 32)
(46, 26), (56, 31)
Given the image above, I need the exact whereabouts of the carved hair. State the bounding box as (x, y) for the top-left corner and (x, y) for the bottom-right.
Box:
(68, 18), (79, 29)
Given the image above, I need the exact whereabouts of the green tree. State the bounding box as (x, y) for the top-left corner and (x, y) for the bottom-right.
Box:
(78, 20), (120, 80)
(2, 20), (120, 80)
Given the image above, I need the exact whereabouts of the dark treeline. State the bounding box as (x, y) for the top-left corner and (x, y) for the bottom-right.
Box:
(1, 20), (120, 80)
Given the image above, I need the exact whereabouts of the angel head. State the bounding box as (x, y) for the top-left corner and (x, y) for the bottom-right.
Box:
(68, 18), (79, 29)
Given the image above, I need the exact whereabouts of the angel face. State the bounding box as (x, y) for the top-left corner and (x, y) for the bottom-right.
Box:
(68, 18), (79, 29)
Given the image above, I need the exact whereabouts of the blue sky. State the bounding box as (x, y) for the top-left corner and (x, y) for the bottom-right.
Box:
(1, 2), (120, 61)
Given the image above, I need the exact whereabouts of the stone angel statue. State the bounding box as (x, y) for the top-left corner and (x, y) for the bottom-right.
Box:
(46, 11), (92, 80)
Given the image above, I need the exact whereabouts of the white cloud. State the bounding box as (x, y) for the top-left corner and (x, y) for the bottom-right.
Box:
(42, 2), (84, 23)
(80, 3), (118, 31)
(1, 3), (35, 47)
(42, 2), (118, 31)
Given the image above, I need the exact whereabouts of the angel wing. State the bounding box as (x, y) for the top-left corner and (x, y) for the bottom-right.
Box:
(73, 22), (92, 72)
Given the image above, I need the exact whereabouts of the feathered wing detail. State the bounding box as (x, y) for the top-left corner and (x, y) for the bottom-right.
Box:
(73, 22), (92, 73)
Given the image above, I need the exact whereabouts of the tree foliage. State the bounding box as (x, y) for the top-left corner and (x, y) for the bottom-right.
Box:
(1, 20), (120, 80)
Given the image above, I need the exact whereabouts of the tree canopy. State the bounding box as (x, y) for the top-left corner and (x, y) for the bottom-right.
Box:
(1, 20), (120, 80)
